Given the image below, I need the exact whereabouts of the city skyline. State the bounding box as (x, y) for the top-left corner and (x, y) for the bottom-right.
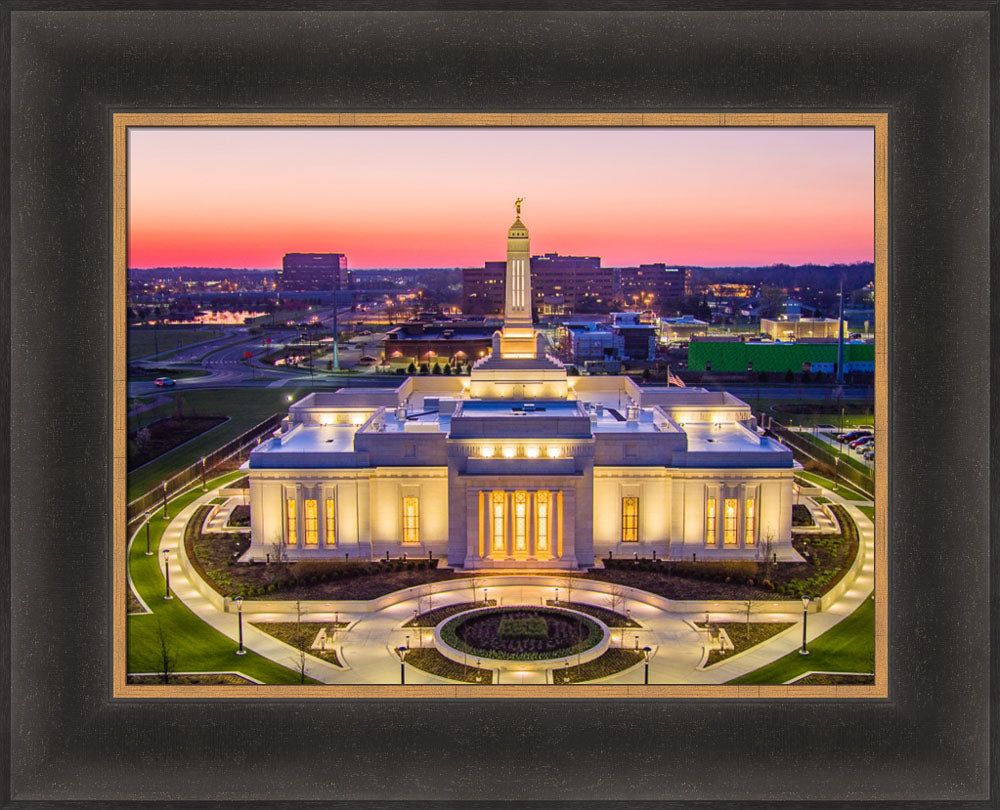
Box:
(128, 127), (875, 270)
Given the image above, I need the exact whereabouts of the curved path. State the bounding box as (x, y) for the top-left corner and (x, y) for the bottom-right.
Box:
(143, 481), (875, 685)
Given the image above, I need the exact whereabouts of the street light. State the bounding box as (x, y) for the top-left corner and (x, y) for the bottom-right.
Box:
(162, 549), (172, 600)
(234, 596), (245, 655)
(799, 596), (811, 655)
(144, 510), (153, 555)
(200, 457), (207, 491)
(642, 646), (653, 684)
(554, 588), (559, 605)
(483, 587), (488, 607)
(161, 481), (168, 519)
(395, 646), (408, 684)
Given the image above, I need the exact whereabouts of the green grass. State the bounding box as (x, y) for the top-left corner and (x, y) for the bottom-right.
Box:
(128, 326), (226, 361)
(726, 594), (875, 685)
(127, 473), (318, 684)
(795, 471), (869, 502)
(857, 505), (875, 523)
(770, 410), (874, 429)
(127, 388), (306, 500)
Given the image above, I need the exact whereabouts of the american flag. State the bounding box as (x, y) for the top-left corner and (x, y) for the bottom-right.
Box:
(667, 366), (686, 387)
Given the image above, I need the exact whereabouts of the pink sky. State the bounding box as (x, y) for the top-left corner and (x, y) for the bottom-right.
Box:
(128, 127), (874, 269)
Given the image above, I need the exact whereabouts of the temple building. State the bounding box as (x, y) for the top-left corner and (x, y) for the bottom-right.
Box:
(247, 204), (801, 569)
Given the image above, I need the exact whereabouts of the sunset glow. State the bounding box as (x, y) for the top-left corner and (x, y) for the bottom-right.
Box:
(128, 127), (874, 269)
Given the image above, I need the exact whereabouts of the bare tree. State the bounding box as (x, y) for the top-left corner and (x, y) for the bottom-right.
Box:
(296, 601), (307, 684)
(468, 572), (480, 606)
(269, 533), (283, 565)
(562, 574), (575, 607)
(155, 618), (176, 685)
(604, 583), (627, 619)
(757, 530), (775, 577)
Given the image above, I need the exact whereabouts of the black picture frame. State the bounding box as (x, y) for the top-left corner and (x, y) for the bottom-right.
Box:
(3, 4), (994, 806)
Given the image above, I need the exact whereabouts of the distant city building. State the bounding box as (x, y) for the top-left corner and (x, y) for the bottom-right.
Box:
(563, 321), (624, 365)
(608, 313), (657, 362)
(706, 283), (753, 298)
(615, 264), (687, 309)
(462, 253), (609, 315)
(661, 316), (710, 343)
(278, 253), (350, 292)
(761, 317), (841, 341)
(382, 322), (495, 366)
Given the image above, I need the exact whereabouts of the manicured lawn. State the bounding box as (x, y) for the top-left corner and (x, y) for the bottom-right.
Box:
(127, 474), (319, 684)
(796, 471), (869, 501)
(127, 388), (304, 499)
(128, 326), (226, 361)
(727, 594), (875, 685)
(857, 505), (875, 522)
(768, 404), (875, 428)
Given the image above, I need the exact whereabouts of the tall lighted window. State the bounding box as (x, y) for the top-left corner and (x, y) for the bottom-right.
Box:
(304, 499), (318, 546)
(536, 492), (550, 554)
(622, 497), (639, 542)
(705, 497), (716, 546)
(724, 498), (738, 546)
(491, 491), (506, 553)
(325, 498), (336, 546)
(513, 491), (528, 553)
(402, 496), (419, 545)
(285, 499), (297, 546)
(744, 497), (756, 546)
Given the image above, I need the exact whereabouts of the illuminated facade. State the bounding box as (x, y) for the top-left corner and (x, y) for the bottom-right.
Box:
(247, 206), (801, 569)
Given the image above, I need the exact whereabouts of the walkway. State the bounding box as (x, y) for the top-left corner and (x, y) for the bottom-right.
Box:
(144, 481), (875, 686)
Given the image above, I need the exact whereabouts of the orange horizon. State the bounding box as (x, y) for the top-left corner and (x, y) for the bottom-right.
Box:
(129, 127), (875, 270)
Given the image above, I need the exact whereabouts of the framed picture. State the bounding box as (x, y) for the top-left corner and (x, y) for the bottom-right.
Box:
(5, 5), (993, 805)
(114, 113), (886, 700)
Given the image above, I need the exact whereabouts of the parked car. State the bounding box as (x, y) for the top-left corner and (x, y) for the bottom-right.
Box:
(838, 430), (870, 443)
(864, 449), (876, 461)
(153, 377), (176, 387)
(850, 436), (875, 449)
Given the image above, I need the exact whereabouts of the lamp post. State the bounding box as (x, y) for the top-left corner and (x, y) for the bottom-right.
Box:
(634, 634), (639, 651)
(235, 596), (245, 655)
(483, 587), (488, 607)
(554, 588), (559, 605)
(144, 511), (153, 556)
(162, 549), (172, 600)
(161, 481), (168, 519)
(799, 596), (811, 655)
(395, 646), (407, 684)
(200, 457), (207, 491)
(642, 646), (652, 684)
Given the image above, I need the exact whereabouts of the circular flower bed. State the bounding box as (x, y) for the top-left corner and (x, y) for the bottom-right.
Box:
(439, 607), (604, 661)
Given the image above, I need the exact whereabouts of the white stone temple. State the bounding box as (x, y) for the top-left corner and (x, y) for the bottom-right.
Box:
(246, 203), (801, 569)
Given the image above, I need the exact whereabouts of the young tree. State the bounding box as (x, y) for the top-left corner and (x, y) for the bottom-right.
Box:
(155, 618), (176, 685)
(757, 530), (776, 577)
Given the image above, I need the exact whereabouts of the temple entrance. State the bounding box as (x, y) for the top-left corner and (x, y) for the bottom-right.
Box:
(473, 489), (563, 565)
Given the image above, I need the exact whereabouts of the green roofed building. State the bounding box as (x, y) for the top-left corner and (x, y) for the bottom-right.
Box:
(688, 338), (874, 373)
